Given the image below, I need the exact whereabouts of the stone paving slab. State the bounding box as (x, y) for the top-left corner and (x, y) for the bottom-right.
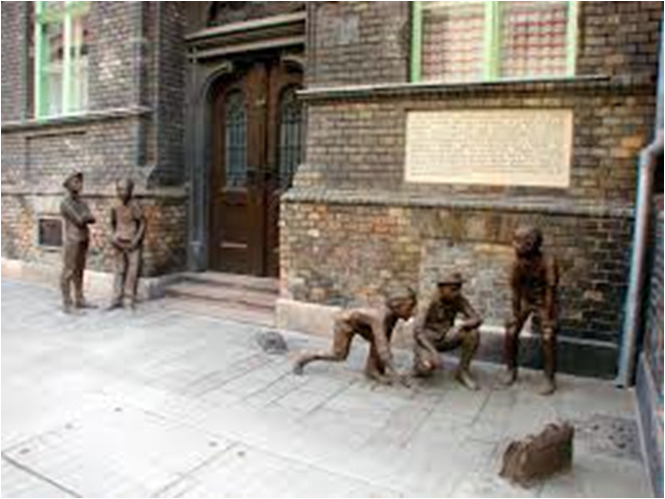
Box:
(1, 279), (653, 497)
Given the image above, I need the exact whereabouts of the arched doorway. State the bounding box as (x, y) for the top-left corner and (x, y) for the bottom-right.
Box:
(208, 56), (303, 277)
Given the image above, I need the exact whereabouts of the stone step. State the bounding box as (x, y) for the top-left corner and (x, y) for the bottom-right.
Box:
(164, 281), (277, 312)
(179, 271), (279, 294)
(159, 296), (275, 328)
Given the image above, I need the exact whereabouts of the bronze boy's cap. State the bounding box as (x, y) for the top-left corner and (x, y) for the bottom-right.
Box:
(437, 271), (464, 286)
(62, 170), (83, 188)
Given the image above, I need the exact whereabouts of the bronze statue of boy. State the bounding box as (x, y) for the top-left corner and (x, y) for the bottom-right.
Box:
(60, 170), (96, 313)
(293, 288), (417, 385)
(107, 178), (145, 310)
(502, 226), (559, 395)
(412, 272), (482, 390)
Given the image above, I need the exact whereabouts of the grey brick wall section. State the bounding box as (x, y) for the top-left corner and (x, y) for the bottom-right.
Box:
(307, 2), (410, 88)
(150, 1), (185, 187)
(1, 2), (28, 122)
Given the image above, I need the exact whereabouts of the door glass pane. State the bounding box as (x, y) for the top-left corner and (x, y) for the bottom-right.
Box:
(422, 1), (485, 82)
(499, 1), (569, 78)
(278, 86), (302, 189)
(224, 90), (247, 188)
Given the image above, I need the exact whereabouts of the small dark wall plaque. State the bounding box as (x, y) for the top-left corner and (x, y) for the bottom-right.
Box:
(38, 217), (63, 247)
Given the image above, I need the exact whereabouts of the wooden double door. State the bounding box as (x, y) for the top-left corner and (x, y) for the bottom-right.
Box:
(209, 57), (302, 276)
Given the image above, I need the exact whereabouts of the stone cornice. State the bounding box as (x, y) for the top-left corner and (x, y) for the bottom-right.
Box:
(282, 187), (634, 218)
(1, 106), (152, 133)
(296, 74), (657, 102)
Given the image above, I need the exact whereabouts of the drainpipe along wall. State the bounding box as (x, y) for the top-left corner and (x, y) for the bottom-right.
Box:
(616, 22), (664, 387)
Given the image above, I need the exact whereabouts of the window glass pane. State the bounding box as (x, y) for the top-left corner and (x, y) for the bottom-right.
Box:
(70, 14), (89, 112)
(224, 91), (247, 188)
(421, 1), (485, 82)
(43, 20), (64, 116)
(499, 1), (569, 78)
(278, 86), (302, 189)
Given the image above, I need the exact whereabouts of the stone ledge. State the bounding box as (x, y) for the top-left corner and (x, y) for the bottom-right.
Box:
(276, 297), (618, 378)
(297, 74), (656, 102)
(1, 106), (152, 133)
(1, 258), (182, 303)
(0, 185), (187, 199)
(282, 187), (634, 218)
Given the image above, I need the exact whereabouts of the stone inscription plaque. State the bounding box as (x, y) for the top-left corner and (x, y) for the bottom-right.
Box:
(405, 109), (573, 187)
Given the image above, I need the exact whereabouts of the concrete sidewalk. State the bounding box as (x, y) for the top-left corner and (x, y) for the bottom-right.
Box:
(1, 279), (651, 497)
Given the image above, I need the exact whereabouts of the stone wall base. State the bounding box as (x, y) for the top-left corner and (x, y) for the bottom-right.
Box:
(276, 297), (618, 378)
(1, 258), (182, 304)
(635, 353), (663, 498)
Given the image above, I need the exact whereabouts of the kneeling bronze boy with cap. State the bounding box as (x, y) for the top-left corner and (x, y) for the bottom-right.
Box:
(412, 272), (482, 390)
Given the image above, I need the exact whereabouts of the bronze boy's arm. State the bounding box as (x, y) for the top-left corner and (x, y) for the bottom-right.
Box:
(131, 205), (146, 250)
(458, 296), (482, 330)
(508, 261), (523, 327)
(412, 303), (440, 358)
(61, 199), (89, 227)
(543, 256), (559, 328)
(352, 309), (397, 376)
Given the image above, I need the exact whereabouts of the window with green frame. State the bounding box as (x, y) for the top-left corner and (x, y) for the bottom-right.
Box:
(410, 1), (578, 83)
(34, 1), (90, 118)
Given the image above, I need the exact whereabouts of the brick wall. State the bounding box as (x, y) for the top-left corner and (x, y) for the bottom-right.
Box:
(1, 2), (28, 122)
(281, 1), (662, 377)
(1, 2), (188, 276)
(281, 198), (631, 344)
(306, 2), (410, 87)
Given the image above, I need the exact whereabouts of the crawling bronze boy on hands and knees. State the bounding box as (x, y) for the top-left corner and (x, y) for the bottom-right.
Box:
(293, 288), (417, 385)
(502, 226), (559, 396)
(60, 170), (96, 314)
(412, 272), (482, 391)
(107, 178), (146, 310)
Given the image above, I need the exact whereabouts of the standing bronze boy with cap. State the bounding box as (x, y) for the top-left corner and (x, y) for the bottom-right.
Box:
(412, 272), (482, 390)
(60, 170), (96, 313)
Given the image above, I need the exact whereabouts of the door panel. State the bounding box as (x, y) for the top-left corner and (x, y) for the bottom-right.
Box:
(209, 58), (302, 277)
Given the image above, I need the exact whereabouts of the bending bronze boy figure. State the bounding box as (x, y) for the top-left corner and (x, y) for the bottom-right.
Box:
(293, 288), (417, 384)
(412, 272), (482, 391)
(502, 226), (559, 395)
(108, 178), (145, 310)
(60, 170), (96, 313)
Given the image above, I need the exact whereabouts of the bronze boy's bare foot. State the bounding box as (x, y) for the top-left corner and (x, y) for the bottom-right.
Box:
(292, 288), (417, 385)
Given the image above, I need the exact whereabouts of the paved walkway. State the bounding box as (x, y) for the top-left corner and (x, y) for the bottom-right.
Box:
(1, 279), (652, 497)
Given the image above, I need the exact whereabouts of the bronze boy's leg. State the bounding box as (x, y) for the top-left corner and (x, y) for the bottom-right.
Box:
(60, 243), (78, 312)
(538, 310), (557, 396)
(74, 240), (94, 308)
(127, 248), (142, 308)
(109, 248), (128, 309)
(440, 327), (480, 390)
(502, 311), (529, 386)
(293, 322), (353, 374)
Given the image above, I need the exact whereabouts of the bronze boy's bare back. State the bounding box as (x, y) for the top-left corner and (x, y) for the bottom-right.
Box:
(293, 289), (416, 385)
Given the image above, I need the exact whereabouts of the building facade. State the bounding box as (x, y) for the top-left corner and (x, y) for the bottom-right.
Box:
(1, 2), (662, 377)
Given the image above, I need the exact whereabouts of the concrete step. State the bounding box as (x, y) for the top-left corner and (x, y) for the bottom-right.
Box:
(160, 296), (275, 328)
(164, 281), (277, 311)
(179, 271), (279, 294)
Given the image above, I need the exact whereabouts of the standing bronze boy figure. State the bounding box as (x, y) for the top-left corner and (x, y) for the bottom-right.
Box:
(502, 226), (559, 395)
(60, 170), (96, 313)
(293, 288), (417, 385)
(108, 178), (145, 310)
(412, 272), (482, 391)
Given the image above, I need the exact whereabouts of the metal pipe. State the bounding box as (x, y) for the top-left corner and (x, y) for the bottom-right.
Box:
(616, 21), (664, 387)
(616, 130), (663, 387)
